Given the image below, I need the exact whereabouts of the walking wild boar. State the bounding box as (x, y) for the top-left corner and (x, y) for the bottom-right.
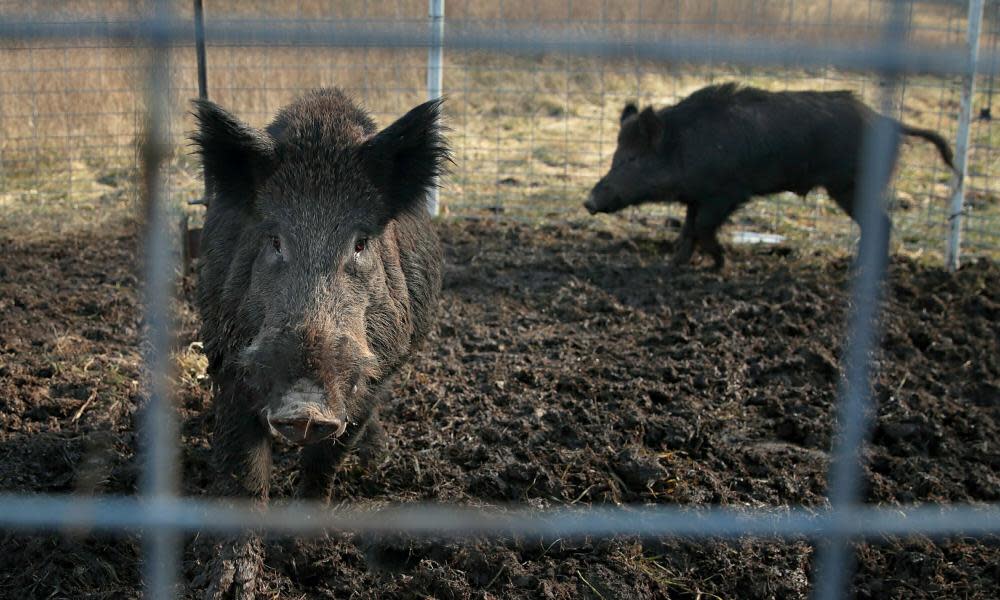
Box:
(584, 83), (956, 269)
(192, 89), (447, 599)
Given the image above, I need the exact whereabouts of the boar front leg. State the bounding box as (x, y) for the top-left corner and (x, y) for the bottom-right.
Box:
(671, 206), (698, 267)
(296, 421), (365, 501)
(693, 195), (746, 271)
(204, 384), (272, 600)
(297, 403), (382, 502)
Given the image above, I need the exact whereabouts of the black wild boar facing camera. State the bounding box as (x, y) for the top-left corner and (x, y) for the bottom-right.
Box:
(192, 89), (447, 599)
(584, 83), (955, 269)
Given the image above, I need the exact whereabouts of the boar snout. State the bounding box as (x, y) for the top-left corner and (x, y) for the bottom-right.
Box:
(260, 333), (380, 445)
(263, 379), (348, 445)
(584, 181), (616, 214)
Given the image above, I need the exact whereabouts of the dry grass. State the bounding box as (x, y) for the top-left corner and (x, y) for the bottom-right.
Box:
(0, 0), (997, 260)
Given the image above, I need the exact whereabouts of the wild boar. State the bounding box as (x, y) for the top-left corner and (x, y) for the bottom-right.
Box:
(192, 88), (448, 599)
(584, 83), (955, 269)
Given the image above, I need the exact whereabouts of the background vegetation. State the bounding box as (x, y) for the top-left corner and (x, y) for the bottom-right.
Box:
(0, 0), (996, 260)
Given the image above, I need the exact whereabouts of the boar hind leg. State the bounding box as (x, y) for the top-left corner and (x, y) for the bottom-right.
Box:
(828, 184), (859, 222)
(297, 407), (378, 501)
(671, 206), (698, 266)
(829, 185), (892, 266)
(204, 385), (272, 600)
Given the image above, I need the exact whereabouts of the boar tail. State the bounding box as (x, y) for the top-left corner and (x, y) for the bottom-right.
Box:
(900, 123), (956, 171)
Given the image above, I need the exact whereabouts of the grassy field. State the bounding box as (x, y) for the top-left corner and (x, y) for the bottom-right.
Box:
(0, 0), (997, 261)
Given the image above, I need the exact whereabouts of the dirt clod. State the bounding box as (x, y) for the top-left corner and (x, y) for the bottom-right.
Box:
(1, 218), (998, 599)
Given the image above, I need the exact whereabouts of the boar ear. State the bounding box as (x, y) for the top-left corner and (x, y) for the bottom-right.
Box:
(637, 106), (663, 144)
(191, 99), (276, 206)
(359, 98), (451, 218)
(620, 103), (638, 123)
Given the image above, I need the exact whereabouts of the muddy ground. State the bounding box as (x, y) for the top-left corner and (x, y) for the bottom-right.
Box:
(0, 217), (998, 599)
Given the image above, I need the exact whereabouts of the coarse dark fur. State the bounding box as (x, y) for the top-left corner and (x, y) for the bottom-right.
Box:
(584, 83), (956, 269)
(192, 88), (447, 599)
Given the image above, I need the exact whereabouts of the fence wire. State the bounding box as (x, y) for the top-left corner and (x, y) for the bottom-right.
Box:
(0, 2), (998, 600)
(1, 494), (1000, 539)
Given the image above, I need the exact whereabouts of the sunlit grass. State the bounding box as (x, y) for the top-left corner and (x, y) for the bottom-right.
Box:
(0, 1), (996, 263)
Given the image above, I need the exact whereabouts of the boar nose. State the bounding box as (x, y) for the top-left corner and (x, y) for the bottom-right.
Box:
(583, 191), (598, 214)
(263, 378), (349, 445)
(269, 416), (347, 445)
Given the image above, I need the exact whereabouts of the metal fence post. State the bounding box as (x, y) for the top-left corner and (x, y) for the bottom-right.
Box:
(183, 0), (209, 270)
(194, 0), (208, 102)
(427, 0), (445, 216)
(946, 0), (986, 271)
(190, 0), (210, 208)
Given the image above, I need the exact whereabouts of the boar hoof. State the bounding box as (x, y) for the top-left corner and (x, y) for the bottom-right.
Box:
(204, 534), (264, 600)
(670, 239), (695, 267)
(670, 253), (694, 269)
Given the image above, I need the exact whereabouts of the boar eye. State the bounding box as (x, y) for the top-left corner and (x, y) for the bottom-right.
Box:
(354, 238), (368, 254)
(269, 235), (282, 255)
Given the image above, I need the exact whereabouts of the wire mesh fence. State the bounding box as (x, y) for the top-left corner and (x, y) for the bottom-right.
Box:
(0, 1), (999, 599)
(2, 1), (999, 260)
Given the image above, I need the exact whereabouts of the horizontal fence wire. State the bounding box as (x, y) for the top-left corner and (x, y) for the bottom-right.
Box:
(0, 20), (998, 75)
(1, 494), (1000, 539)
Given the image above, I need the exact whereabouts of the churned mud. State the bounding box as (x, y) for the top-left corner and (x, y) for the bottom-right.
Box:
(1, 217), (997, 599)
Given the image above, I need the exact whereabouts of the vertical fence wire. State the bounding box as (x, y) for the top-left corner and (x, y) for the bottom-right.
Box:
(427, 0), (445, 216)
(811, 1), (909, 597)
(139, 0), (179, 598)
